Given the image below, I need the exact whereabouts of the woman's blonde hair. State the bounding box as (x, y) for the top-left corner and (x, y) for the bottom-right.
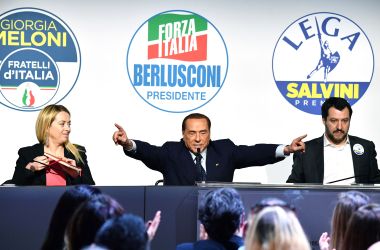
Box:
(35, 104), (83, 163)
(245, 206), (311, 250)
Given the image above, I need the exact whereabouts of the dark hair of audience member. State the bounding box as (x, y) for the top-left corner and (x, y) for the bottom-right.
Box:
(245, 206), (311, 250)
(340, 203), (380, 250)
(330, 191), (370, 250)
(251, 197), (295, 215)
(41, 185), (101, 250)
(64, 193), (125, 250)
(95, 213), (149, 250)
(198, 187), (245, 244)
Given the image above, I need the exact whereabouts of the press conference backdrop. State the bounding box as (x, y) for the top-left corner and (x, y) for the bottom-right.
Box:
(0, 0), (379, 185)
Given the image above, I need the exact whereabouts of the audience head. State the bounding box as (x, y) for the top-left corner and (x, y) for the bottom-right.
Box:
(331, 191), (370, 249)
(198, 187), (245, 243)
(251, 197), (295, 215)
(95, 213), (149, 250)
(368, 241), (380, 250)
(245, 206), (311, 250)
(64, 193), (125, 250)
(341, 203), (380, 250)
(81, 244), (109, 250)
(41, 185), (101, 250)
(245, 197), (295, 239)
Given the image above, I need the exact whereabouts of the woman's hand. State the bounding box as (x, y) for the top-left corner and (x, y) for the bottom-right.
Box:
(319, 232), (333, 250)
(61, 157), (77, 167)
(26, 156), (49, 171)
(146, 210), (161, 241)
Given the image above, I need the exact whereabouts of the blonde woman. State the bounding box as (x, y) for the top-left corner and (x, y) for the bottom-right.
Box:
(11, 104), (95, 185)
(245, 206), (311, 250)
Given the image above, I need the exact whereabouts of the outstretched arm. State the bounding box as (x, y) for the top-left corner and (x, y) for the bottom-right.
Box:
(284, 134), (307, 155)
(113, 123), (133, 150)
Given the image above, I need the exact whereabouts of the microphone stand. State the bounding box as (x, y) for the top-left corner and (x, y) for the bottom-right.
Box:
(326, 174), (369, 184)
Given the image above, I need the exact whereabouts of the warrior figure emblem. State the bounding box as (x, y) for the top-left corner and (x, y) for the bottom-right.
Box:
(307, 17), (340, 83)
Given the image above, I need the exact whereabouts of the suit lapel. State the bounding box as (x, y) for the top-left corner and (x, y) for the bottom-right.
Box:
(204, 141), (226, 181)
(36, 144), (47, 184)
(315, 136), (325, 182)
(179, 140), (198, 184)
(205, 145), (215, 174)
(37, 143), (44, 155)
(349, 136), (362, 181)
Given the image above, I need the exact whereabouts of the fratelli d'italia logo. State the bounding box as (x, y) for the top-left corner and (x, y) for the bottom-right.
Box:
(273, 12), (374, 115)
(127, 10), (228, 113)
(0, 8), (81, 111)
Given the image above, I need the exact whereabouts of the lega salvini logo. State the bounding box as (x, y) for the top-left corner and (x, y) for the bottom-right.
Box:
(126, 10), (228, 113)
(272, 12), (374, 115)
(0, 8), (81, 111)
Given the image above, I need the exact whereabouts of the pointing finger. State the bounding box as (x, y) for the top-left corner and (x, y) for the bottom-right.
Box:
(296, 134), (307, 141)
(114, 123), (125, 132)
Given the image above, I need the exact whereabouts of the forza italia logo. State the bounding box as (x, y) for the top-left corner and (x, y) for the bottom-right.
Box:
(0, 8), (81, 111)
(127, 10), (228, 113)
(273, 12), (374, 115)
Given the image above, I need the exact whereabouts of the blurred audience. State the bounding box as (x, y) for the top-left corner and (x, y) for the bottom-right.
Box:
(41, 185), (101, 250)
(35, 187), (380, 250)
(64, 194), (125, 250)
(319, 190), (370, 250)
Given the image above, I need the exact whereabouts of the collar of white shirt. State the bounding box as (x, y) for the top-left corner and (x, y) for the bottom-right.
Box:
(323, 133), (350, 148)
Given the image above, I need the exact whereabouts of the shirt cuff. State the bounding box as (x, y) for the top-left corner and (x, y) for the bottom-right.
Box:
(124, 139), (137, 152)
(275, 145), (287, 158)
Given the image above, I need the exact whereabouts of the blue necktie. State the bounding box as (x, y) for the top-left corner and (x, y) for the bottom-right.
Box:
(195, 154), (206, 182)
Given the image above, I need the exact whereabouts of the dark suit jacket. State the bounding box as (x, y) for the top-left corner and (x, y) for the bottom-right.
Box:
(287, 135), (380, 184)
(176, 235), (243, 250)
(12, 143), (95, 185)
(124, 139), (283, 185)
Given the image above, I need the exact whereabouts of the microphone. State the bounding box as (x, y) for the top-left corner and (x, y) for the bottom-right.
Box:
(195, 147), (206, 183)
(196, 148), (201, 156)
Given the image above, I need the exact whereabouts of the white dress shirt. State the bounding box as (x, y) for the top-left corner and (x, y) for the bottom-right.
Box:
(323, 134), (355, 185)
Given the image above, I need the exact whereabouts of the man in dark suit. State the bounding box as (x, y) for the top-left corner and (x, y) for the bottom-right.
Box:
(287, 97), (380, 184)
(113, 113), (306, 185)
